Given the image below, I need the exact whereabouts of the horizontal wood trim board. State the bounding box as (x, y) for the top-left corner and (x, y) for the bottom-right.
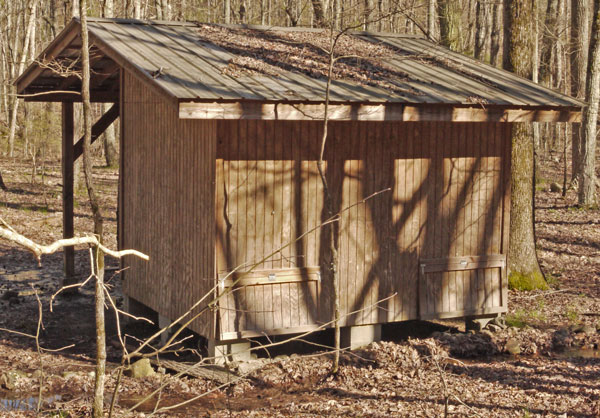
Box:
(180, 102), (581, 122)
(220, 267), (321, 287)
(220, 324), (322, 341)
(420, 306), (507, 320)
(420, 255), (506, 273)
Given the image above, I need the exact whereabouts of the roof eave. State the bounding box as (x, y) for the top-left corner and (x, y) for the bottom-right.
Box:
(179, 101), (582, 123)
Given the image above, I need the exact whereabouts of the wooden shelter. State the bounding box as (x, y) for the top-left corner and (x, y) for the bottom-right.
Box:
(17, 18), (582, 350)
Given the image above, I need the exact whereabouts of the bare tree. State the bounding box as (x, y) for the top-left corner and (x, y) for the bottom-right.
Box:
(539, 0), (559, 86)
(438, 0), (462, 51)
(311, 0), (326, 27)
(224, 0), (231, 23)
(79, 0), (107, 415)
(490, 0), (503, 67)
(474, 0), (489, 61)
(427, 0), (437, 39)
(102, 0), (118, 167)
(571, 0), (591, 184)
(579, 0), (600, 206)
(133, 0), (142, 18)
(71, 0), (79, 18)
(504, 0), (546, 289)
(6, 0), (38, 157)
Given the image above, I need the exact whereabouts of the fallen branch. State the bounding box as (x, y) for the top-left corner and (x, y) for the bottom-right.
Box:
(0, 222), (149, 265)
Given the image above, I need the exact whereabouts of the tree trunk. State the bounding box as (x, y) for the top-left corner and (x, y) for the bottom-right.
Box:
(427, 0), (437, 39)
(72, 0), (79, 17)
(364, 0), (373, 30)
(7, 0), (37, 157)
(285, 0), (299, 26)
(438, 0), (462, 51)
(224, 0), (231, 23)
(333, 0), (341, 29)
(504, 0), (546, 288)
(80, 0), (106, 416)
(0, 171), (6, 190)
(155, 0), (163, 20)
(311, 0), (326, 27)
(490, 0), (503, 67)
(579, 1), (600, 206)
(474, 0), (488, 61)
(133, 0), (142, 18)
(102, 0), (118, 167)
(571, 0), (590, 184)
(539, 0), (559, 86)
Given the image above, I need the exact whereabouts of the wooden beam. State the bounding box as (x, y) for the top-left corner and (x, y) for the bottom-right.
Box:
(73, 103), (119, 161)
(61, 102), (75, 286)
(179, 102), (582, 123)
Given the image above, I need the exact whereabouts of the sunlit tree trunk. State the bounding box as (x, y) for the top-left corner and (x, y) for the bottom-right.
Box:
(311, 0), (326, 27)
(504, 0), (545, 288)
(134, 0), (142, 18)
(539, 0), (559, 86)
(438, 0), (462, 51)
(72, 0), (79, 18)
(224, 0), (231, 23)
(102, 0), (118, 167)
(7, 0), (37, 157)
(579, 1), (600, 206)
(571, 0), (590, 184)
(80, 0), (106, 415)
(474, 0), (489, 61)
(427, 0), (437, 39)
(490, 0), (503, 67)
(364, 0), (373, 30)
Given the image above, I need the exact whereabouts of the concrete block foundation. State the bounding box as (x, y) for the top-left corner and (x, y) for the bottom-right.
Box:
(208, 340), (253, 364)
(341, 324), (382, 350)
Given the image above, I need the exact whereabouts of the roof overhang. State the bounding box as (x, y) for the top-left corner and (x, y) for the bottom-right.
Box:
(16, 20), (121, 103)
(179, 101), (582, 123)
(15, 17), (584, 124)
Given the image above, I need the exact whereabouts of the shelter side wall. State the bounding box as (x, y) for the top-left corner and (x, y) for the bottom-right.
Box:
(121, 71), (216, 338)
(417, 122), (511, 320)
(215, 120), (509, 339)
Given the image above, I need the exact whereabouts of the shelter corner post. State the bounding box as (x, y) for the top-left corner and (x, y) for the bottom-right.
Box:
(61, 101), (76, 286)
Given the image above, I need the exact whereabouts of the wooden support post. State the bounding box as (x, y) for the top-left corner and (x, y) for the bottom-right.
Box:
(61, 101), (76, 286)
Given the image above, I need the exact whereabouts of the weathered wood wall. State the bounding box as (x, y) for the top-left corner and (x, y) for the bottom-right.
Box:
(215, 120), (510, 339)
(121, 71), (217, 338)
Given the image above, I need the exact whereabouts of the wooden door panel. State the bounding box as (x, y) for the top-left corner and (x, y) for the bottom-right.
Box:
(418, 255), (506, 319)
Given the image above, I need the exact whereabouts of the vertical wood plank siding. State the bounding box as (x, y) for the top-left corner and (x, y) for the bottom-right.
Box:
(215, 120), (510, 337)
(121, 72), (216, 338)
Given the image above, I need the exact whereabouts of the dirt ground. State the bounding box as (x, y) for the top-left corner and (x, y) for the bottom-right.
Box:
(1, 154), (600, 417)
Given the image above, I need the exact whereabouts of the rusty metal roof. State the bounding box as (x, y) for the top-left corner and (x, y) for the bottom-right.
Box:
(17, 18), (583, 109)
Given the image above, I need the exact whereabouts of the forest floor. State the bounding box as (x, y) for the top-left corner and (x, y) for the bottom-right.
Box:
(1, 155), (600, 417)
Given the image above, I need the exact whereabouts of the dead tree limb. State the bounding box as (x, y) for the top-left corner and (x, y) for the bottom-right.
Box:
(0, 224), (149, 264)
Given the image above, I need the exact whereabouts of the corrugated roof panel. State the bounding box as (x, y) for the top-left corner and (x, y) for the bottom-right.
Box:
(88, 21), (193, 99)
(24, 18), (584, 109)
